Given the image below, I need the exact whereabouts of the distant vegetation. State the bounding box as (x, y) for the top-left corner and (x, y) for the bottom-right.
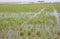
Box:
(0, 4), (60, 13)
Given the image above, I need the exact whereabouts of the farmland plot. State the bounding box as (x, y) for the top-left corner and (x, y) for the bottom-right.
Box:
(0, 4), (60, 39)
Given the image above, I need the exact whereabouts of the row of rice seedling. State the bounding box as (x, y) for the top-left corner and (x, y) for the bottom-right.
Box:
(0, 4), (44, 12)
(0, 12), (60, 39)
(0, 4), (60, 13)
(0, 4), (60, 39)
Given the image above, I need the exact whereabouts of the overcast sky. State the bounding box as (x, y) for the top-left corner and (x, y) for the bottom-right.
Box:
(0, 0), (60, 2)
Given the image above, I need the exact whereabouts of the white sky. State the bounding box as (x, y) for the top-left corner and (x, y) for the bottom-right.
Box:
(0, 0), (60, 2)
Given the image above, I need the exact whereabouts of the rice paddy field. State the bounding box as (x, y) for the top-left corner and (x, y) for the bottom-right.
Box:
(0, 3), (60, 39)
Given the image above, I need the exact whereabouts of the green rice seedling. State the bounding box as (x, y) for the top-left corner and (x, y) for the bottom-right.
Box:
(57, 31), (60, 35)
(27, 31), (32, 36)
(0, 4), (43, 12)
(20, 28), (23, 31)
(20, 31), (25, 36)
(36, 31), (41, 37)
